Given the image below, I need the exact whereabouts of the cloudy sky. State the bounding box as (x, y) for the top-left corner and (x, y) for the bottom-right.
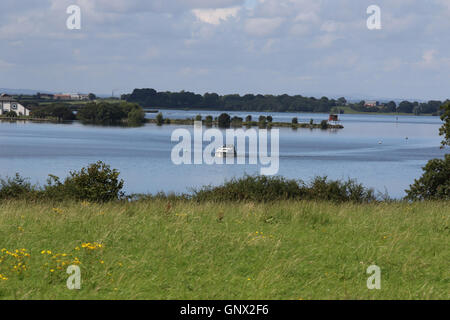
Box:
(0, 0), (449, 100)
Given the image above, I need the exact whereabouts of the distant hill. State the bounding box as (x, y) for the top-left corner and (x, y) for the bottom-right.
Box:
(0, 88), (54, 95)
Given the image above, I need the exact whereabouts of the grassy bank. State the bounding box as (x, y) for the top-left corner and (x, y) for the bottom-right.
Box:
(0, 200), (448, 299)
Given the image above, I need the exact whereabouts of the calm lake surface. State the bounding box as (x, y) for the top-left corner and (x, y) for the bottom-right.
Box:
(0, 111), (445, 198)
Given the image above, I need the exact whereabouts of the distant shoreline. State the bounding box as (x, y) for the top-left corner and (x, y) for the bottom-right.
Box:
(142, 107), (436, 117)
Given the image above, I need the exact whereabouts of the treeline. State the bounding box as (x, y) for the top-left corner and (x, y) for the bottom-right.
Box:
(347, 100), (447, 115)
(30, 102), (146, 125)
(122, 89), (342, 113)
(122, 88), (448, 115)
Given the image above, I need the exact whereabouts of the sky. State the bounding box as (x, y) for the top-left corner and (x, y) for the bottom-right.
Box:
(0, 0), (449, 100)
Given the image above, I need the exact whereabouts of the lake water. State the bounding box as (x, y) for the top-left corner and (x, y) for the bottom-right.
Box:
(0, 111), (446, 198)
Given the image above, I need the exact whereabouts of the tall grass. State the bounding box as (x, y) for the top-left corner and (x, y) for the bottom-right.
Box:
(0, 200), (448, 299)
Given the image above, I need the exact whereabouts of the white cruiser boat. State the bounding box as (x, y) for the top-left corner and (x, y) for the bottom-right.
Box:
(215, 145), (237, 158)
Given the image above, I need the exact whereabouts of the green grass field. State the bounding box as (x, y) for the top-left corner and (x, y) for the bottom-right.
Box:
(0, 200), (448, 300)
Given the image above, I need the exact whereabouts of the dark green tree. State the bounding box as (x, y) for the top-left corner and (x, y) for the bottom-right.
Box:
(218, 113), (231, 128)
(439, 102), (450, 148)
(405, 155), (449, 200)
(156, 112), (164, 126)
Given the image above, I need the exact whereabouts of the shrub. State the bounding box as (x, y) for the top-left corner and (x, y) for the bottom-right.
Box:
(405, 154), (450, 200)
(218, 113), (231, 128)
(267, 116), (273, 123)
(320, 120), (328, 129)
(193, 175), (376, 203)
(292, 117), (298, 124)
(231, 116), (243, 127)
(193, 175), (305, 202)
(44, 161), (124, 202)
(306, 177), (376, 203)
(439, 102), (449, 148)
(77, 102), (126, 125)
(205, 115), (213, 126)
(31, 104), (75, 121)
(4, 111), (17, 118)
(0, 174), (35, 199)
(195, 114), (202, 121)
(128, 108), (146, 126)
(156, 112), (164, 126)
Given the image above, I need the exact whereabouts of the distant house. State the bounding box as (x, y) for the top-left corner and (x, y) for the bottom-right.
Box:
(365, 100), (379, 107)
(54, 93), (89, 101)
(54, 94), (72, 100)
(39, 93), (54, 100)
(0, 95), (30, 116)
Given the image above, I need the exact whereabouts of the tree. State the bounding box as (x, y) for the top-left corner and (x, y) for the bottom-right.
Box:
(31, 104), (75, 121)
(88, 93), (97, 101)
(398, 101), (414, 113)
(337, 97), (347, 106)
(405, 155), (449, 200)
(245, 115), (252, 122)
(386, 101), (397, 112)
(4, 111), (17, 118)
(195, 114), (202, 121)
(46, 161), (124, 202)
(156, 112), (164, 126)
(439, 102), (450, 148)
(405, 102), (449, 200)
(218, 113), (231, 128)
(128, 108), (146, 126)
(267, 115), (273, 123)
(77, 102), (126, 125)
(292, 117), (298, 124)
(205, 115), (213, 126)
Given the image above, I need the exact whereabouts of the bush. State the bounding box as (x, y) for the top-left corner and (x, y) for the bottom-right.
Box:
(193, 175), (305, 202)
(0, 174), (35, 199)
(31, 104), (75, 121)
(218, 113), (231, 128)
(205, 115), (213, 126)
(193, 175), (376, 203)
(156, 112), (164, 126)
(320, 120), (328, 129)
(128, 108), (146, 126)
(405, 154), (450, 200)
(292, 117), (298, 124)
(439, 102), (449, 148)
(44, 161), (124, 202)
(306, 177), (376, 202)
(77, 102), (126, 125)
(4, 111), (17, 118)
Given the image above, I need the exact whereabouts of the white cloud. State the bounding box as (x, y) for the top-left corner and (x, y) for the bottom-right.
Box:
(192, 7), (240, 25)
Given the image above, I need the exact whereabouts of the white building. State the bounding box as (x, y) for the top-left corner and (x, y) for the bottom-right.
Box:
(0, 95), (30, 116)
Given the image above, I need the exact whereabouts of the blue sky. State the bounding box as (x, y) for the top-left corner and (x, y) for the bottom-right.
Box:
(0, 0), (449, 100)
